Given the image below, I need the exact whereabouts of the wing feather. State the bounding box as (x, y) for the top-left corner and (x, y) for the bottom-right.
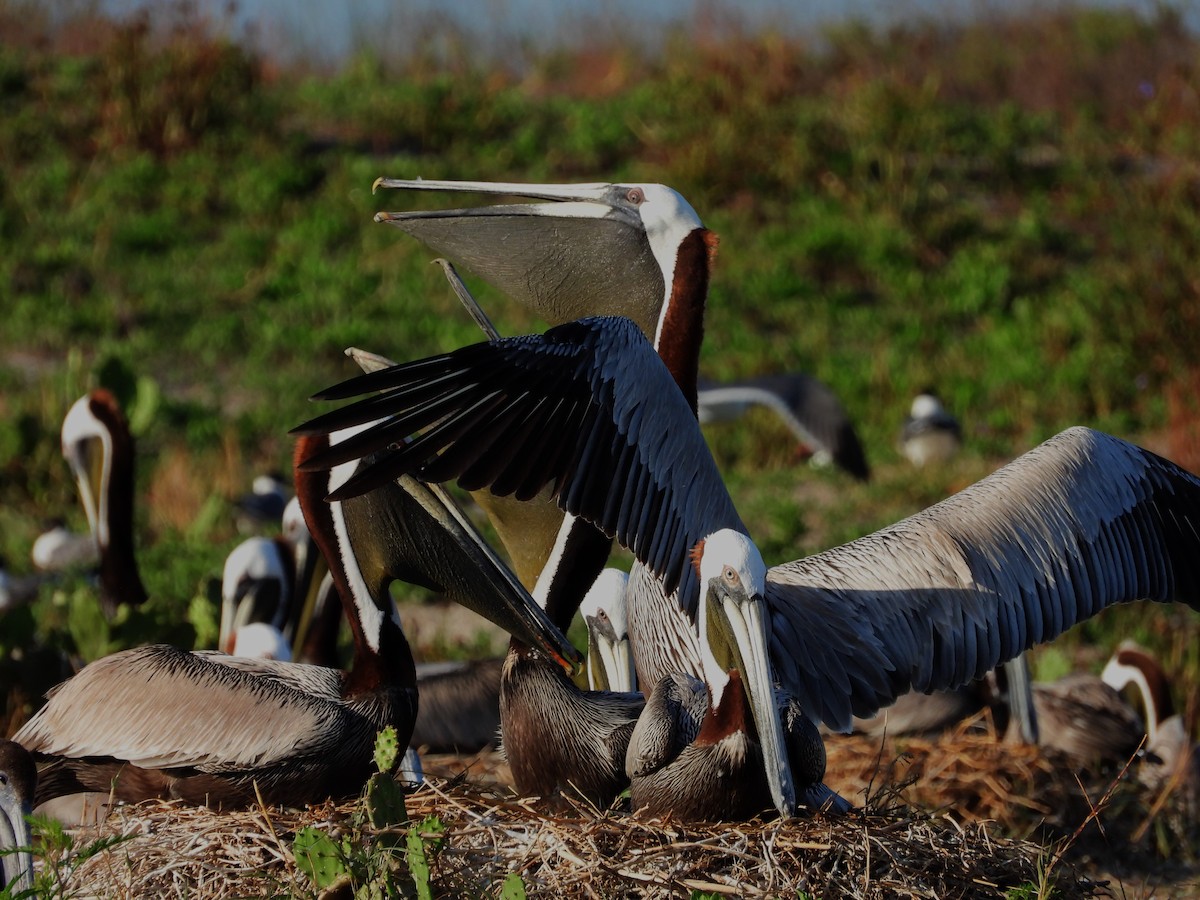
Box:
(766, 427), (1200, 731)
(16, 646), (346, 771)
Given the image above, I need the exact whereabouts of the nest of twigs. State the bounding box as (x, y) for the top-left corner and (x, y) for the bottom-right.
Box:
(38, 712), (1200, 898)
(48, 784), (1092, 900)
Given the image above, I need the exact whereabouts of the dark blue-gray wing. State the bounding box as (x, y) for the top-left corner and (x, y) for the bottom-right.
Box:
(767, 426), (1200, 732)
(295, 316), (743, 602)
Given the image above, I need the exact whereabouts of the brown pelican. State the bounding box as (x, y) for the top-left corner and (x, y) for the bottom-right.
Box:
(297, 314), (1200, 819)
(234, 472), (290, 534)
(15, 429), (578, 809)
(60, 389), (148, 616)
(497, 517), (645, 809)
(409, 658), (504, 753)
(901, 391), (962, 467)
(220, 493), (330, 661)
(368, 179), (781, 815)
(1025, 659), (1144, 767)
(218, 536), (295, 657)
(1102, 643), (1200, 797)
(405, 573), (638, 757)
(579, 568), (636, 693)
(372, 178), (712, 589)
(30, 521), (98, 572)
(0, 740), (35, 893)
(698, 374), (870, 481)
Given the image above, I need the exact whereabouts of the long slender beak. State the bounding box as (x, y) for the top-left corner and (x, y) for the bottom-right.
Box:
(399, 477), (582, 675)
(715, 590), (797, 818)
(373, 177), (612, 201)
(0, 794), (32, 893)
(586, 623), (637, 693)
(370, 178), (662, 334)
(65, 439), (103, 547)
(1000, 653), (1040, 745)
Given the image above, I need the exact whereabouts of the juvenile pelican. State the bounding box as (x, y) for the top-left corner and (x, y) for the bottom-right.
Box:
(16, 431), (578, 809)
(297, 315), (1200, 819)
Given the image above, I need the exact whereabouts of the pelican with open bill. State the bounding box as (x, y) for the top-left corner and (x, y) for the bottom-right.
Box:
(296, 314), (1200, 820)
(17, 427), (578, 810)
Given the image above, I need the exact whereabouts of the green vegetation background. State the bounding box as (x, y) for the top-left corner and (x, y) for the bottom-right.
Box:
(1, 2), (1199, 726)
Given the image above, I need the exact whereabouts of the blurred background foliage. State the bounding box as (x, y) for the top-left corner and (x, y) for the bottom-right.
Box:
(0, 0), (1199, 726)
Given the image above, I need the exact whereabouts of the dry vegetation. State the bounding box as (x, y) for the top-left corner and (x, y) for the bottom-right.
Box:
(34, 717), (1200, 899)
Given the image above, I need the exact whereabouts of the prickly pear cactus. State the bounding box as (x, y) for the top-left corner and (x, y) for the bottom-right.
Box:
(366, 772), (408, 831)
(293, 826), (349, 889)
(373, 726), (400, 775)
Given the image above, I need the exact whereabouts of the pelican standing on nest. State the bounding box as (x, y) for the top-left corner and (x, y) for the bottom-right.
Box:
(298, 314), (1200, 820)
(15, 429), (578, 809)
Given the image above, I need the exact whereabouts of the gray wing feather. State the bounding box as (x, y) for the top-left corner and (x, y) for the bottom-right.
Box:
(16, 646), (345, 770)
(767, 427), (1200, 731)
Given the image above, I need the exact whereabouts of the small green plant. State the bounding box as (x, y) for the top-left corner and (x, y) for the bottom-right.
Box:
(292, 728), (418, 896)
(26, 814), (135, 898)
(500, 870), (528, 899)
(405, 815), (445, 900)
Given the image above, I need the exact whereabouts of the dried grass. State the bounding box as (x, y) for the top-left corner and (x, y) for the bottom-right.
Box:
(41, 712), (1200, 898)
(38, 739), (1131, 900)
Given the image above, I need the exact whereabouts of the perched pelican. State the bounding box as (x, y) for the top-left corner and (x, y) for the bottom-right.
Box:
(409, 658), (504, 753)
(1025, 659), (1144, 767)
(30, 520), (98, 572)
(218, 536), (294, 656)
(698, 374), (870, 481)
(901, 392), (962, 467)
(1102, 643), (1200, 797)
(298, 314), (1200, 819)
(15, 431), (578, 809)
(234, 472), (290, 534)
(579, 568), (636, 693)
(0, 740), (35, 893)
(60, 390), (148, 616)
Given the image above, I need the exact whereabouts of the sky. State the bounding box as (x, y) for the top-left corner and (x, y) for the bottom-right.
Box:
(95, 0), (1173, 67)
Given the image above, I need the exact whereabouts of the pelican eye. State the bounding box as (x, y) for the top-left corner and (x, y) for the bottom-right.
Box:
(626, 187), (645, 205)
(722, 565), (739, 587)
(0, 774), (7, 786)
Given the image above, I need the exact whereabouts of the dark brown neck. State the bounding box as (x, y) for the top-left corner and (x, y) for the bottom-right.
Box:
(655, 228), (716, 415)
(293, 436), (416, 695)
(91, 391), (147, 614)
(696, 668), (749, 746)
(1118, 646), (1175, 722)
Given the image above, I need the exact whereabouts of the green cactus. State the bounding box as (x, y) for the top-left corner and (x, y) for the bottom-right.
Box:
(406, 816), (445, 900)
(500, 871), (528, 899)
(373, 726), (400, 775)
(294, 826), (350, 890)
(365, 772), (408, 831)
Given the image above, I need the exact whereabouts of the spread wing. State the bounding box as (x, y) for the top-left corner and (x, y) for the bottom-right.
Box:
(765, 427), (1200, 731)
